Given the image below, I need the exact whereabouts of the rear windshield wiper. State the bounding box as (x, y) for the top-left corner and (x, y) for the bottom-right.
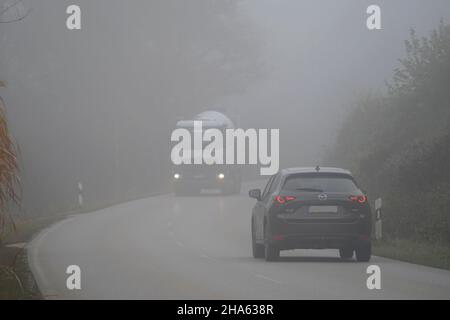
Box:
(295, 188), (324, 192)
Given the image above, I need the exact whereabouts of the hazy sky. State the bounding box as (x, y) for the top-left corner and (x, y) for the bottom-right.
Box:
(220, 0), (450, 166)
(2, 0), (450, 216)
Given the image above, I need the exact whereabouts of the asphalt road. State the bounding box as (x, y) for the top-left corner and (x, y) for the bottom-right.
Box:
(28, 182), (450, 299)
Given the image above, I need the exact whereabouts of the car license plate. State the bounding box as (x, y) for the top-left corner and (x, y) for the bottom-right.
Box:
(309, 206), (338, 213)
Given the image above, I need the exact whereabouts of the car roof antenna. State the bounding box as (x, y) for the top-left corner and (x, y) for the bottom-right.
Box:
(315, 165), (320, 172)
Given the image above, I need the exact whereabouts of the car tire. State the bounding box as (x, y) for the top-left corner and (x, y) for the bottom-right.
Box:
(265, 243), (279, 261)
(252, 221), (265, 259)
(355, 241), (372, 262)
(339, 247), (354, 260)
(221, 181), (234, 195)
(174, 186), (185, 196)
(264, 224), (279, 261)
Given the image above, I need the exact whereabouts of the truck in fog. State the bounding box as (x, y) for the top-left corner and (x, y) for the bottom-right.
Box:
(171, 111), (242, 196)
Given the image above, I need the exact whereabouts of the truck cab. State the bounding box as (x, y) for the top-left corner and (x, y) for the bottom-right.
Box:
(171, 111), (241, 196)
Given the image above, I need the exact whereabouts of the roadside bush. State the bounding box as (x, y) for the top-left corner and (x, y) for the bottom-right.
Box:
(326, 21), (450, 245)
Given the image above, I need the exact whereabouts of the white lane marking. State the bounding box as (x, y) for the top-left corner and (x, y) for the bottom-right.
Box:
(27, 216), (77, 299)
(5, 242), (27, 248)
(255, 273), (282, 284)
(198, 252), (218, 262)
(28, 227), (52, 291)
(168, 231), (174, 237)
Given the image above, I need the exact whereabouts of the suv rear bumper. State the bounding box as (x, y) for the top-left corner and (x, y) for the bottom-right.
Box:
(270, 234), (369, 250)
(268, 218), (371, 250)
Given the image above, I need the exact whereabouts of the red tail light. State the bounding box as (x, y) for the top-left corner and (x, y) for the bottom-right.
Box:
(349, 195), (367, 204)
(275, 195), (296, 204)
(273, 234), (285, 241)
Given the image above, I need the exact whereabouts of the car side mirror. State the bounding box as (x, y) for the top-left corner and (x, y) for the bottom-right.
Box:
(249, 189), (261, 201)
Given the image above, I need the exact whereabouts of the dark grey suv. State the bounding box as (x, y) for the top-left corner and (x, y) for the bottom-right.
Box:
(249, 167), (372, 262)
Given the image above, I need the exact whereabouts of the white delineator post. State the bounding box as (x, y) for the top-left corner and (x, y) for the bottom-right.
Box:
(375, 198), (382, 240)
(78, 182), (84, 207)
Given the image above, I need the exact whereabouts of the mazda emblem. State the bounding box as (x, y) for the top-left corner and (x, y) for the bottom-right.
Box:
(318, 193), (328, 201)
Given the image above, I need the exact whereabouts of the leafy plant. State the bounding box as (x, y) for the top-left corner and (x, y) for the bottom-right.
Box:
(326, 21), (450, 245)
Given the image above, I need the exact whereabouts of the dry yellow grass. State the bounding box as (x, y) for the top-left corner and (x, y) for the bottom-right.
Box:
(0, 86), (21, 243)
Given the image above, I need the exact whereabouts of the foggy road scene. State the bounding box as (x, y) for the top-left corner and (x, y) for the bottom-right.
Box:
(28, 182), (450, 299)
(1, 0), (450, 303)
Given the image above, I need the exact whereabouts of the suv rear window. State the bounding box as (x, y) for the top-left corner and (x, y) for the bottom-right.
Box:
(282, 173), (359, 193)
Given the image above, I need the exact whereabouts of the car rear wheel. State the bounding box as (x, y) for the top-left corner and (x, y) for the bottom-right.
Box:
(174, 185), (186, 196)
(252, 221), (264, 259)
(265, 243), (279, 261)
(339, 247), (354, 260)
(264, 224), (279, 261)
(355, 241), (372, 262)
(221, 180), (235, 195)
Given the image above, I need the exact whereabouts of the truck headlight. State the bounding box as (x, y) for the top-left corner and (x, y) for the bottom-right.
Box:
(173, 173), (180, 179)
(218, 173), (225, 180)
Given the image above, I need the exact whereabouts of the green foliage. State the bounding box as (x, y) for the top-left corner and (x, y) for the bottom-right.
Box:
(326, 21), (450, 245)
(373, 239), (450, 270)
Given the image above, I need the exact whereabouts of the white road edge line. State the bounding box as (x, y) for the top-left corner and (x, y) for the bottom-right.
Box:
(254, 273), (282, 284)
(27, 216), (77, 299)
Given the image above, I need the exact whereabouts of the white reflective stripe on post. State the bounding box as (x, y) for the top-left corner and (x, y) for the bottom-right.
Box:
(78, 182), (84, 207)
(374, 197), (382, 240)
(375, 220), (382, 240)
(375, 198), (382, 210)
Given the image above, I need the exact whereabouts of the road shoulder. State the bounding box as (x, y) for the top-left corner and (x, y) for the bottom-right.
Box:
(0, 214), (68, 299)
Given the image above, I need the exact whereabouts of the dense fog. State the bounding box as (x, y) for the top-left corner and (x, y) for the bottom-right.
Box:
(1, 0), (449, 217)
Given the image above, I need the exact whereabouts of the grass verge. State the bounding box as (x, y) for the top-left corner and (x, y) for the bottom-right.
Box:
(373, 239), (450, 271)
(0, 215), (67, 299)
